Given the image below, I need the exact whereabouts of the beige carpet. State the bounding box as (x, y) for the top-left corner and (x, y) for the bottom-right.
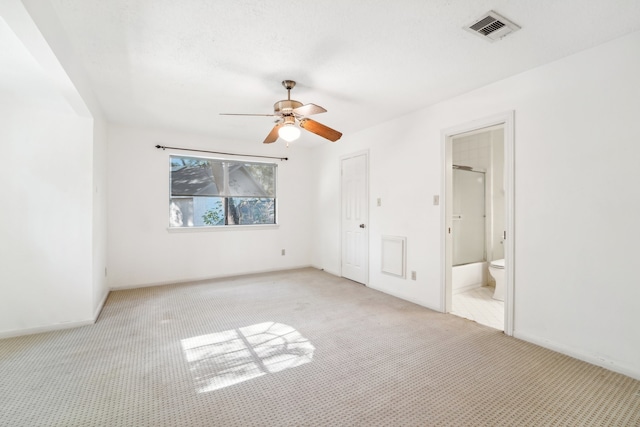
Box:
(1, 268), (639, 426)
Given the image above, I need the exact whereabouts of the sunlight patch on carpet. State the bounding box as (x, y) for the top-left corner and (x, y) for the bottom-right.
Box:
(181, 322), (315, 393)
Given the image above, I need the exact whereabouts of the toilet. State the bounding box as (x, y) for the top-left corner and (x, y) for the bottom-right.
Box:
(488, 259), (505, 301)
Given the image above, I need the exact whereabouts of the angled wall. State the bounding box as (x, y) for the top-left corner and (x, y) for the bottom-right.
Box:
(0, 0), (107, 337)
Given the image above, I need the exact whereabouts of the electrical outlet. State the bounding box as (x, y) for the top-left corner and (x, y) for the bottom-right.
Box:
(281, 249), (286, 256)
(411, 271), (416, 280)
(377, 198), (382, 207)
(433, 195), (439, 205)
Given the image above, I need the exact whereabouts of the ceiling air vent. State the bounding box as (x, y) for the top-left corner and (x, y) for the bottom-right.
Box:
(464, 11), (520, 42)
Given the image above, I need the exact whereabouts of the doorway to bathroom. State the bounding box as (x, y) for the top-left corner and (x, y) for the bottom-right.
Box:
(442, 112), (514, 335)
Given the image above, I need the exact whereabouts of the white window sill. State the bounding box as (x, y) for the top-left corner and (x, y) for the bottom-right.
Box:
(167, 224), (280, 233)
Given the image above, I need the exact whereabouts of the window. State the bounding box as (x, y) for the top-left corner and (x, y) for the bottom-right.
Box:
(169, 155), (276, 227)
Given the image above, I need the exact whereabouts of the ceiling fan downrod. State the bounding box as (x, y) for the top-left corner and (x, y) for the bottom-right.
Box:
(282, 80), (296, 100)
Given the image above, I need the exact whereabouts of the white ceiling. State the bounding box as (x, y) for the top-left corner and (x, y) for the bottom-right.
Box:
(43, 0), (640, 147)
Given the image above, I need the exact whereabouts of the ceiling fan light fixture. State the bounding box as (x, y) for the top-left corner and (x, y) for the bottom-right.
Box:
(278, 123), (300, 142)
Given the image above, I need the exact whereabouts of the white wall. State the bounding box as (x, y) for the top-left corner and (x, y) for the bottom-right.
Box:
(92, 118), (108, 314)
(311, 114), (443, 308)
(0, 104), (95, 335)
(0, 0), (108, 337)
(20, 0), (110, 319)
(311, 31), (640, 378)
(107, 125), (313, 288)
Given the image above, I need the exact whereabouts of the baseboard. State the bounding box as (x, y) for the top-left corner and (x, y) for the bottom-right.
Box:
(453, 283), (485, 294)
(514, 330), (640, 381)
(1, 267), (318, 339)
(310, 264), (341, 278)
(366, 282), (441, 312)
(0, 319), (95, 340)
(110, 265), (315, 290)
(315, 269), (442, 313)
(93, 289), (110, 321)
(1, 291), (110, 340)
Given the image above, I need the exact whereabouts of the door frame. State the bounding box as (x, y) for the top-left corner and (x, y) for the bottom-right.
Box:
(340, 150), (370, 286)
(441, 111), (515, 336)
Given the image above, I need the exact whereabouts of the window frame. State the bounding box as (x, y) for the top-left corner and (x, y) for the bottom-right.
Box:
(168, 154), (278, 230)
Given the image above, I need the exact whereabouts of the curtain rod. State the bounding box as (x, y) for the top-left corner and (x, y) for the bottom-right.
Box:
(155, 144), (288, 161)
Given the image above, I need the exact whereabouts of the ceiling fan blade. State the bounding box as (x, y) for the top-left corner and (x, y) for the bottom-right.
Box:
(264, 123), (283, 144)
(220, 113), (279, 117)
(293, 103), (327, 116)
(300, 119), (342, 142)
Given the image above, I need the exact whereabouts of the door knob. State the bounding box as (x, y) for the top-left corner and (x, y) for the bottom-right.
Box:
(359, 224), (366, 228)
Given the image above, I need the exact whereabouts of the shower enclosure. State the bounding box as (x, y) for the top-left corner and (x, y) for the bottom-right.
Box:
(453, 166), (486, 265)
(452, 166), (486, 292)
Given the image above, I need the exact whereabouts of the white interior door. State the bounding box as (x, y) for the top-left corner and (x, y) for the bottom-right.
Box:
(341, 153), (369, 284)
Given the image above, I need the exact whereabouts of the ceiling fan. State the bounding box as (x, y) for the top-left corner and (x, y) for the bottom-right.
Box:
(220, 80), (342, 144)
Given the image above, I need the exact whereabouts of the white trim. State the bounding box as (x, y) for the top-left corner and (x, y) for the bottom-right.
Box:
(340, 149), (370, 161)
(167, 224), (279, 232)
(366, 282), (441, 312)
(441, 131), (453, 313)
(109, 265), (314, 290)
(381, 235), (407, 278)
(1, 290), (109, 340)
(167, 153), (279, 229)
(310, 264), (341, 278)
(0, 319), (95, 340)
(93, 290), (109, 321)
(453, 283), (483, 294)
(503, 112), (515, 336)
(441, 111), (515, 336)
(514, 331), (640, 381)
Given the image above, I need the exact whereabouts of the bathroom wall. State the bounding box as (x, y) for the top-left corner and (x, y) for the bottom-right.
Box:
(452, 130), (492, 170)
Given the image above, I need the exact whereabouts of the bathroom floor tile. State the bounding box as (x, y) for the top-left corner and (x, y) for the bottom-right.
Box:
(451, 286), (504, 330)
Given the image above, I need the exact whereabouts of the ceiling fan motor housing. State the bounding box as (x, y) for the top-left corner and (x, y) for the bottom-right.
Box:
(282, 115), (296, 125)
(274, 100), (303, 115)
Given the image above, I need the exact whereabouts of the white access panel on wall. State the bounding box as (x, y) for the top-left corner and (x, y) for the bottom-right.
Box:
(381, 236), (406, 278)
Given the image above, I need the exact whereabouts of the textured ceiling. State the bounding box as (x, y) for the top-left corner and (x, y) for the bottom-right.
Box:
(44, 0), (640, 147)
